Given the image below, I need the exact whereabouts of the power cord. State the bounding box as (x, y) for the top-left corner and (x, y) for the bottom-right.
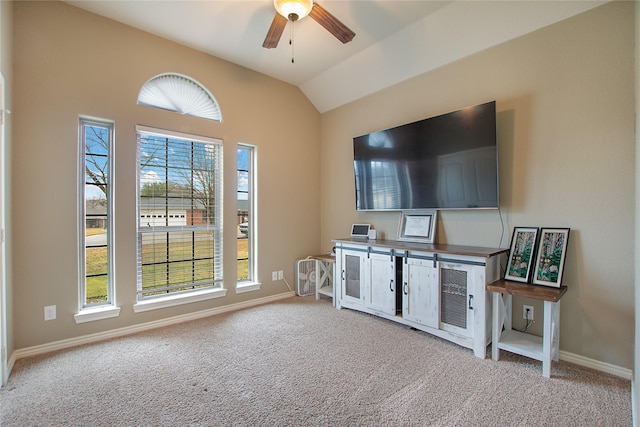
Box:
(497, 206), (506, 248)
(518, 318), (533, 333)
(497, 207), (507, 278)
(518, 308), (534, 332)
(280, 275), (293, 292)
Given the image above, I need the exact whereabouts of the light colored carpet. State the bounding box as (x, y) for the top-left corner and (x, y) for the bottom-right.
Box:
(0, 296), (631, 426)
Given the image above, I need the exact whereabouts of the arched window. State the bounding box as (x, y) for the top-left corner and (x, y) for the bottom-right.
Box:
(137, 73), (222, 122)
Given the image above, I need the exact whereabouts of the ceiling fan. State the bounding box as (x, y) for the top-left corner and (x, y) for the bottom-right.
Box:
(263, 0), (356, 49)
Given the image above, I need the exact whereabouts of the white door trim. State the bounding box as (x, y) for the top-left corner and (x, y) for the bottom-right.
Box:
(0, 72), (8, 387)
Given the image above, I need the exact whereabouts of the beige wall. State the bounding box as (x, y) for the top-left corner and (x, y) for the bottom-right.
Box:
(320, 1), (635, 369)
(7, 0), (636, 372)
(11, 1), (320, 349)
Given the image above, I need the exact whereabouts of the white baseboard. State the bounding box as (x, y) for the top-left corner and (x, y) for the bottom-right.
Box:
(7, 293), (632, 386)
(560, 350), (633, 380)
(8, 291), (296, 372)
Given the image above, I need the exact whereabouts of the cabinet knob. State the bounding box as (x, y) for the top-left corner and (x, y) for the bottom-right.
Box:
(468, 294), (474, 310)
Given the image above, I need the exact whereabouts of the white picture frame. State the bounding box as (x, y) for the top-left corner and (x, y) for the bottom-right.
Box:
(397, 211), (437, 244)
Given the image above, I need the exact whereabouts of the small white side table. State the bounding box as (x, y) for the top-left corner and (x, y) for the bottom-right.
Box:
(486, 279), (567, 378)
(310, 254), (335, 306)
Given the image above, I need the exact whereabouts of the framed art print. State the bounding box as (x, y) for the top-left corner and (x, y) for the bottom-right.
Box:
(397, 211), (437, 244)
(533, 228), (570, 287)
(505, 227), (539, 283)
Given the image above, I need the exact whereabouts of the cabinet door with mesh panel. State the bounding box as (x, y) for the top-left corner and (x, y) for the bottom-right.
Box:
(439, 262), (483, 338)
(340, 249), (366, 307)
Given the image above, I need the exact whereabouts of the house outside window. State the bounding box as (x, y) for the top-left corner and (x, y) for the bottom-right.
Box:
(135, 126), (224, 306)
(237, 144), (256, 290)
(76, 117), (121, 323)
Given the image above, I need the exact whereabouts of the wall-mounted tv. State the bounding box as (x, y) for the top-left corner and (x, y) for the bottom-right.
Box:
(353, 101), (498, 211)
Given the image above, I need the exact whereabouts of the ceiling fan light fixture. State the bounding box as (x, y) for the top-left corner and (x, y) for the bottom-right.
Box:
(274, 0), (313, 21)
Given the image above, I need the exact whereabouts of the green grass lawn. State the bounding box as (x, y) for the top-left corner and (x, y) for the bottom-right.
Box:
(85, 229), (249, 304)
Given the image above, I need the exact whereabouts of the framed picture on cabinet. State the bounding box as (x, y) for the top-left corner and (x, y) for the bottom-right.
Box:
(397, 211), (437, 244)
(505, 227), (539, 283)
(533, 228), (570, 288)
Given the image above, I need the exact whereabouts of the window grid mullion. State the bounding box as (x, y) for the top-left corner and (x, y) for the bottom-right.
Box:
(137, 127), (223, 300)
(191, 142), (196, 284)
(80, 118), (114, 309)
(237, 145), (254, 284)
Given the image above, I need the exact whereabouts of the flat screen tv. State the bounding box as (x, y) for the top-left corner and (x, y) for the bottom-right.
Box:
(353, 101), (498, 211)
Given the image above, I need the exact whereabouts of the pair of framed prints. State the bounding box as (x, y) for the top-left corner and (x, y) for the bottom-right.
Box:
(505, 227), (570, 288)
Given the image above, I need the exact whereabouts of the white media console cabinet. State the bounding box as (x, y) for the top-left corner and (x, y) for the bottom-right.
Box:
(333, 238), (507, 358)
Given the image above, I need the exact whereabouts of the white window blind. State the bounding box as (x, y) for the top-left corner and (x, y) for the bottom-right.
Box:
(137, 73), (222, 122)
(136, 126), (223, 299)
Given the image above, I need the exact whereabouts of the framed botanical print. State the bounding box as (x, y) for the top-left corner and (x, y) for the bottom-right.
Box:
(533, 228), (570, 288)
(505, 227), (539, 283)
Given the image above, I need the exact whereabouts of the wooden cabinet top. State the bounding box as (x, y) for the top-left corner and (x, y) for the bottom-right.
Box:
(332, 238), (507, 258)
(486, 279), (567, 302)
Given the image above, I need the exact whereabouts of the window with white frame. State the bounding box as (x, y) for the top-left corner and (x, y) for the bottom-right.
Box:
(237, 144), (256, 285)
(79, 118), (114, 308)
(136, 126), (223, 301)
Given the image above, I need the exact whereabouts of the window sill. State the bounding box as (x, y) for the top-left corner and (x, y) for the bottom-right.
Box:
(74, 305), (121, 324)
(133, 287), (227, 313)
(235, 281), (262, 294)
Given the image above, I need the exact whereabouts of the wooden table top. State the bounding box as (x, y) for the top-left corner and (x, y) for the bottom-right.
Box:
(486, 278), (567, 302)
(309, 254), (336, 263)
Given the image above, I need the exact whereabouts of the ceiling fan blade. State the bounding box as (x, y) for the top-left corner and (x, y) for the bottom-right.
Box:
(309, 3), (355, 44)
(263, 13), (288, 49)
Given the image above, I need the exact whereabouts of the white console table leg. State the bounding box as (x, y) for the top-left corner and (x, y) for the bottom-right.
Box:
(492, 292), (512, 361)
(541, 300), (561, 378)
(542, 301), (560, 378)
(492, 292), (502, 361)
(542, 300), (552, 377)
(552, 300), (561, 362)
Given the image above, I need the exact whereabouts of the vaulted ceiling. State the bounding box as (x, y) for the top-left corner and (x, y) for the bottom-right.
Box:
(64, 1), (608, 113)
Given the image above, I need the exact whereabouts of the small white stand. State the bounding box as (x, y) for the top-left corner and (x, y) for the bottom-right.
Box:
(310, 254), (335, 306)
(487, 279), (567, 378)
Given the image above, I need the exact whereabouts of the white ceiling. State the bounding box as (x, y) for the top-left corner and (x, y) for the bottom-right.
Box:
(64, 1), (607, 113)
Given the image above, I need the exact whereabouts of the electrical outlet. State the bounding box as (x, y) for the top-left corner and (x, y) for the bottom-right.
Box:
(44, 305), (57, 321)
(272, 271), (278, 281)
(277, 270), (284, 280)
(523, 305), (534, 320)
